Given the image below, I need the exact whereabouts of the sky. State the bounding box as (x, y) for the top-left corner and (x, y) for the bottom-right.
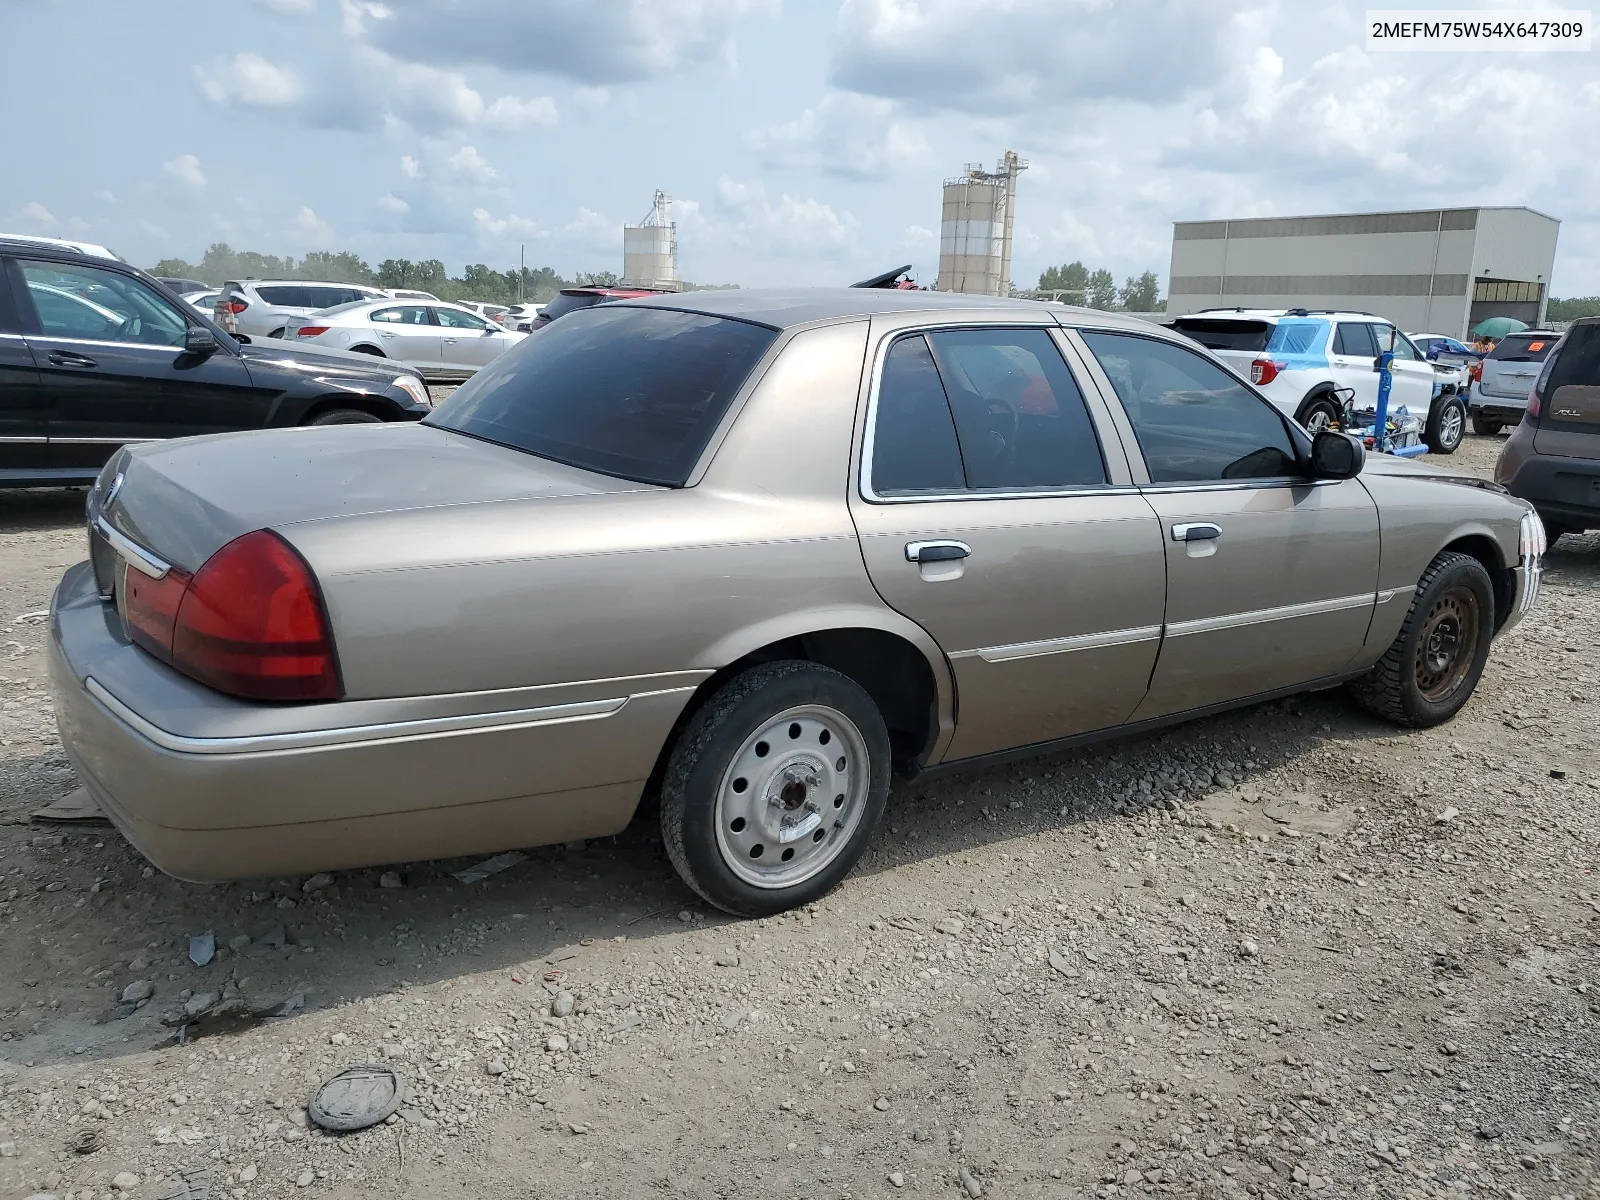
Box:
(2, 0), (1598, 295)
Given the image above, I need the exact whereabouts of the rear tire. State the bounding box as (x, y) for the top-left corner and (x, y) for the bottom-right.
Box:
(307, 409), (383, 426)
(1470, 414), (1502, 436)
(1424, 396), (1465, 454)
(1297, 395), (1341, 435)
(1347, 551), (1495, 729)
(660, 661), (891, 917)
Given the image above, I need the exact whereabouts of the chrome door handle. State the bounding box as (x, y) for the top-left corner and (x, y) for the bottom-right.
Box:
(1171, 523), (1221, 542)
(905, 540), (971, 563)
(379, 331), (396, 338)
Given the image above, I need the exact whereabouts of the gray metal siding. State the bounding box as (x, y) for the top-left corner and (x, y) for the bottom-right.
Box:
(1170, 273), (1469, 298)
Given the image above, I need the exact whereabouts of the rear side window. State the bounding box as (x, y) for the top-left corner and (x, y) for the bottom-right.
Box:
(1265, 320), (1325, 355)
(1171, 319), (1272, 352)
(871, 335), (965, 495)
(370, 306), (431, 325)
(303, 286), (362, 308)
(1081, 331), (1299, 484)
(425, 306), (777, 487)
(1488, 334), (1556, 362)
(256, 285), (308, 307)
(1333, 323), (1378, 357)
(1537, 326), (1600, 431)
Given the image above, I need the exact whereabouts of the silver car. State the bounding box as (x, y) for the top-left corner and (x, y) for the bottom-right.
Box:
(51, 290), (1543, 916)
(282, 299), (527, 381)
(217, 279), (389, 339)
(1468, 331), (1561, 435)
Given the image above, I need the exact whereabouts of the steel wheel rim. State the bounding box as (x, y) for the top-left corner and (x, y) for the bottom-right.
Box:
(1439, 404), (1464, 447)
(1304, 408), (1333, 434)
(1414, 584), (1480, 703)
(714, 704), (870, 889)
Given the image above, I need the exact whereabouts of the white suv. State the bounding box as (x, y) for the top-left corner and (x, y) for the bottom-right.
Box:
(217, 279), (388, 339)
(1169, 309), (1467, 453)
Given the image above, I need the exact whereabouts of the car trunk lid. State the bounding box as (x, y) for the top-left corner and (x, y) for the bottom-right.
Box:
(1478, 333), (1555, 399)
(94, 423), (659, 576)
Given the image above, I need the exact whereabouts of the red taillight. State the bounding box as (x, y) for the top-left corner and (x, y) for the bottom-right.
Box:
(295, 326), (329, 337)
(223, 300), (248, 314)
(1527, 388), (1541, 418)
(122, 565), (193, 666)
(1250, 358), (1280, 386)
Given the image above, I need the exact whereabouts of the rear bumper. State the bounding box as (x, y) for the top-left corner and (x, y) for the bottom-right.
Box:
(49, 561), (694, 882)
(1496, 449), (1600, 530)
(1469, 384), (1528, 422)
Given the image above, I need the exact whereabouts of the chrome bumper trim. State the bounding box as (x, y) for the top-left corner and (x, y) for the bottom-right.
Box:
(85, 677), (637, 755)
(1499, 560), (1541, 635)
(93, 516), (173, 580)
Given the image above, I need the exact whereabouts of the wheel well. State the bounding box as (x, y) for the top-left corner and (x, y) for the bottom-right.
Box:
(1295, 386), (1339, 421)
(300, 395), (396, 424)
(1442, 534), (1513, 629)
(642, 628), (940, 802)
(348, 344), (386, 357)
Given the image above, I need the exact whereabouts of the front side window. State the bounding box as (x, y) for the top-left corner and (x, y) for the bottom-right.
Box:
(20, 260), (190, 348)
(426, 306), (776, 487)
(435, 307), (491, 330)
(1080, 331), (1299, 484)
(1388, 329), (1420, 360)
(370, 306), (431, 325)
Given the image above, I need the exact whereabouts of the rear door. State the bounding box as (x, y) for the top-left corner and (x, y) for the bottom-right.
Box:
(367, 305), (444, 372)
(11, 257), (273, 472)
(848, 319), (1167, 762)
(1074, 328), (1378, 718)
(0, 260), (48, 473)
(1328, 321), (1380, 409)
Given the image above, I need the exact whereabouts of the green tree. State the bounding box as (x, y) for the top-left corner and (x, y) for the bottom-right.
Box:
(376, 259), (414, 289)
(459, 263), (510, 303)
(151, 257), (200, 279)
(415, 260), (448, 291)
(1548, 296), (1600, 322)
(1037, 260), (1089, 299)
(575, 270), (620, 288)
(298, 250), (374, 284)
(1118, 271), (1161, 312)
(1085, 268), (1117, 310)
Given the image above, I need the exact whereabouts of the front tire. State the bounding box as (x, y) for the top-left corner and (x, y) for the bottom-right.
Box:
(307, 408), (383, 426)
(660, 661), (891, 917)
(1470, 414), (1503, 436)
(1425, 396), (1466, 454)
(1347, 551), (1495, 728)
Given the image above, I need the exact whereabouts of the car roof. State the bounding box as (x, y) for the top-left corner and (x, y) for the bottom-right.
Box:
(227, 279), (383, 289)
(1181, 309), (1383, 321)
(610, 287), (1153, 331)
(0, 233), (123, 261)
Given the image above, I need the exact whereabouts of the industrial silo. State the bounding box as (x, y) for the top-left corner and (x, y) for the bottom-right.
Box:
(621, 191), (681, 291)
(935, 150), (1027, 297)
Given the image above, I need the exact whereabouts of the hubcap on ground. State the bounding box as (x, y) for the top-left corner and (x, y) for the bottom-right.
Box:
(714, 704), (870, 889)
(1414, 584), (1480, 703)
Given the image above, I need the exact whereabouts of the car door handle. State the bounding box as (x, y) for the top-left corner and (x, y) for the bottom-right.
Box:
(378, 331), (396, 338)
(48, 349), (98, 368)
(905, 540), (971, 563)
(1171, 523), (1222, 542)
(443, 338), (457, 344)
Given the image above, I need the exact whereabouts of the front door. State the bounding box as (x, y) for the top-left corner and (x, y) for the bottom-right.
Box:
(1377, 325), (1437, 416)
(12, 257), (273, 472)
(848, 321), (1167, 762)
(1329, 320), (1381, 410)
(433, 306), (503, 371)
(1074, 328), (1379, 719)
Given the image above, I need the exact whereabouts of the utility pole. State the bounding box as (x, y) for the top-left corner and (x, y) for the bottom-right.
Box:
(518, 244), (525, 303)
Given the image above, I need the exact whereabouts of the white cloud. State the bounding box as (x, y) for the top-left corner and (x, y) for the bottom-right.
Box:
(19, 201), (57, 228)
(750, 91), (929, 180)
(707, 177), (860, 260)
(339, 0), (391, 38)
(163, 154), (207, 190)
(195, 53), (305, 108)
(444, 145), (498, 185)
(365, 49), (558, 133)
(377, 193), (409, 214)
(368, 0), (776, 83)
(472, 207), (543, 240)
(254, 0), (316, 12)
(400, 155), (421, 179)
(296, 205), (333, 238)
(93, 190), (117, 205)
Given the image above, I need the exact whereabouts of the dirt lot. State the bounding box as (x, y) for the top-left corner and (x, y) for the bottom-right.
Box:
(1, 433), (1596, 1200)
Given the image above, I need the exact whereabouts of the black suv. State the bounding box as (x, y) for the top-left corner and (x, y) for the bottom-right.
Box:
(1, 240), (432, 488)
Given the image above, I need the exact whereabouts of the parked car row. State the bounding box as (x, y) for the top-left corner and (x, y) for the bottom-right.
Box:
(283, 299), (526, 382)
(0, 236), (430, 488)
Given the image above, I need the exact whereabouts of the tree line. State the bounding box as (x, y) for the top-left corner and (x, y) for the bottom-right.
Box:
(1030, 261), (1164, 312)
(1548, 296), (1600, 322)
(148, 244), (735, 305)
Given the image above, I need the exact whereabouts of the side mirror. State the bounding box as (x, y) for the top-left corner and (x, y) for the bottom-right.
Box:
(1310, 430), (1364, 480)
(185, 326), (219, 355)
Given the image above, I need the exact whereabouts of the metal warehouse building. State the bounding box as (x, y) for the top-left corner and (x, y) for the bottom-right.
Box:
(1166, 206), (1559, 338)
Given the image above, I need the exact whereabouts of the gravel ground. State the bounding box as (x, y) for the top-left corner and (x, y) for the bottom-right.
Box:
(1, 433), (1597, 1200)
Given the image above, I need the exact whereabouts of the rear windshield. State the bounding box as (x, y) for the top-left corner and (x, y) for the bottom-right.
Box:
(424, 306), (778, 486)
(1170, 319), (1271, 352)
(1488, 334), (1556, 362)
(1538, 326), (1600, 431)
(540, 291), (605, 323)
